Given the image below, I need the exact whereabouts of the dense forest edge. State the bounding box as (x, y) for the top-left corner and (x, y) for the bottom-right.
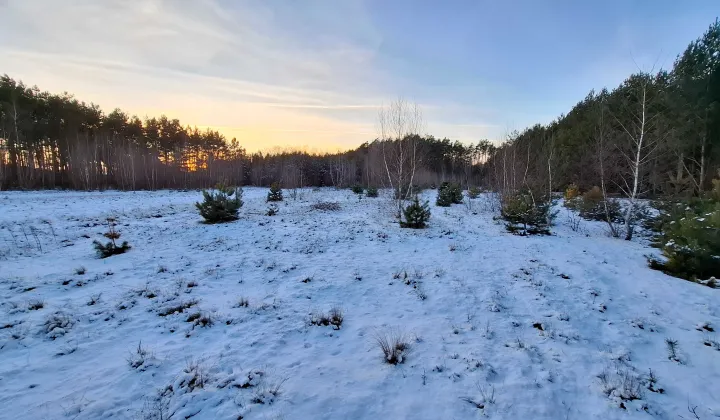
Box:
(1, 20), (719, 196)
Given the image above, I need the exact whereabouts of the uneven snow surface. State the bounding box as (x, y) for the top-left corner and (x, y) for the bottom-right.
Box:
(0, 188), (718, 420)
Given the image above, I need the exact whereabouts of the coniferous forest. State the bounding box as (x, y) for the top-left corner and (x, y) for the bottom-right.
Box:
(1, 20), (719, 195)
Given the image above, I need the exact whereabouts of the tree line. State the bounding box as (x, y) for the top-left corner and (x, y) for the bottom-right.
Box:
(2, 19), (718, 195)
(0, 74), (492, 190)
(486, 19), (720, 201)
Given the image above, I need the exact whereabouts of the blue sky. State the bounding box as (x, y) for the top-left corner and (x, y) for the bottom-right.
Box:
(1, 0), (718, 151)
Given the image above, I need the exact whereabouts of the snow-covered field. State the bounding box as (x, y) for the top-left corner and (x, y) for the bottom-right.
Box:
(0, 188), (718, 420)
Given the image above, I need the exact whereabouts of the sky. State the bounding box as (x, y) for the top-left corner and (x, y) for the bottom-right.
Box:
(1, 0), (718, 152)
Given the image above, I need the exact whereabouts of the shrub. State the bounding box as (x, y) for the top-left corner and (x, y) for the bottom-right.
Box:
(87, 293), (102, 306)
(28, 299), (45, 310)
(310, 202), (341, 211)
(127, 341), (154, 370)
(400, 196), (431, 229)
(266, 204), (279, 216)
(468, 186), (481, 199)
(564, 183), (580, 201)
(328, 307), (344, 328)
(235, 296), (249, 308)
(374, 329), (409, 364)
(310, 307), (344, 330)
(597, 368), (645, 402)
(366, 186), (379, 198)
(267, 182), (283, 202)
(93, 217), (131, 258)
(195, 184), (243, 223)
(576, 186), (623, 223)
(351, 185), (364, 194)
(179, 359), (211, 392)
(436, 182), (463, 206)
(158, 299), (199, 317)
(501, 189), (556, 235)
(187, 312), (214, 328)
(649, 198), (720, 282)
(43, 312), (73, 340)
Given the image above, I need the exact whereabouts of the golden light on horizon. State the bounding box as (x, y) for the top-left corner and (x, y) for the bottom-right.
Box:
(196, 125), (372, 155)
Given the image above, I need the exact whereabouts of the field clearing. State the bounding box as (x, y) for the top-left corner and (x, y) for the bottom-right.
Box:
(0, 188), (718, 419)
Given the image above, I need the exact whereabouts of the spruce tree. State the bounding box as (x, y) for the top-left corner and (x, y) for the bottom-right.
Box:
(400, 196), (431, 229)
(366, 186), (379, 197)
(267, 182), (283, 202)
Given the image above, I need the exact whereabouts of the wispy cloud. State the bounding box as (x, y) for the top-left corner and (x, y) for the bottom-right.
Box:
(0, 1), (376, 149)
(5, 0), (704, 150)
(0, 0), (502, 150)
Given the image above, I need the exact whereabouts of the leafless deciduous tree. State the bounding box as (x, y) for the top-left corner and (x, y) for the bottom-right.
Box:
(377, 98), (425, 215)
(611, 73), (664, 240)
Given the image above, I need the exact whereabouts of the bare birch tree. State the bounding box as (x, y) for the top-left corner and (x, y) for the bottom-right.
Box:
(377, 98), (424, 215)
(611, 73), (663, 240)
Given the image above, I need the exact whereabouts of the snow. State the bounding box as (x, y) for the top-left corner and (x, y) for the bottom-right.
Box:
(0, 188), (718, 420)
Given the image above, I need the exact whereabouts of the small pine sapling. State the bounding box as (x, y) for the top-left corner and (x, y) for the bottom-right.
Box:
(450, 184), (464, 204)
(93, 218), (131, 258)
(501, 189), (557, 236)
(267, 182), (284, 202)
(351, 185), (364, 194)
(366, 186), (379, 197)
(665, 338), (681, 363)
(649, 196), (720, 282)
(266, 203), (279, 216)
(400, 196), (431, 229)
(195, 183), (243, 223)
(436, 182), (463, 206)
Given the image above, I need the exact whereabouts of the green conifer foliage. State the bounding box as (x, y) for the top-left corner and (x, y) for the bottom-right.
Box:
(267, 182), (284, 202)
(400, 196), (431, 229)
(196, 184), (243, 223)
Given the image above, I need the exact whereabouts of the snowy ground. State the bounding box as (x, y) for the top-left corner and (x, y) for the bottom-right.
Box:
(0, 188), (718, 420)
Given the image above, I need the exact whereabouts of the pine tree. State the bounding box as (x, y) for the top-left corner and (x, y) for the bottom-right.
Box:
(450, 184), (463, 204)
(93, 217), (131, 258)
(400, 196), (431, 229)
(366, 186), (379, 197)
(436, 182), (463, 206)
(196, 184), (243, 223)
(267, 182), (283, 202)
(467, 186), (481, 199)
(501, 189), (556, 235)
(436, 183), (453, 207)
(266, 203), (279, 216)
(650, 199), (720, 282)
